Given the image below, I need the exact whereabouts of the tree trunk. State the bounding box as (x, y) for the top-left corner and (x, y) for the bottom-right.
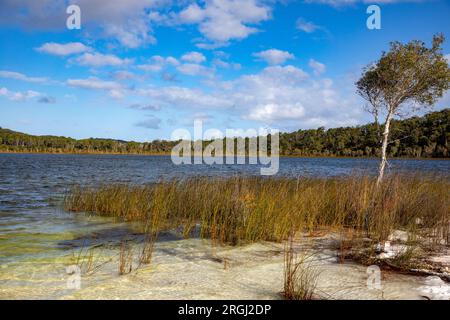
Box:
(377, 110), (394, 186)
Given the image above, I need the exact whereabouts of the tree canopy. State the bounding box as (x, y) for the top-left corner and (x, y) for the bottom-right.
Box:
(1, 108), (449, 158)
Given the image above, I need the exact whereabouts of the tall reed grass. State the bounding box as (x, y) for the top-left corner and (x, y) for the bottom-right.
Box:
(118, 241), (133, 275)
(64, 175), (449, 247)
(283, 235), (319, 300)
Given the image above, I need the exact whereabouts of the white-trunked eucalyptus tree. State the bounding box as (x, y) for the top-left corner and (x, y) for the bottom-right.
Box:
(356, 34), (450, 185)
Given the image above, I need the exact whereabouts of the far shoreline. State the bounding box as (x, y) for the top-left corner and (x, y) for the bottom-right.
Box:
(0, 150), (449, 161)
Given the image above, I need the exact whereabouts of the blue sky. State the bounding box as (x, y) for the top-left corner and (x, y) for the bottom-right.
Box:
(0, 0), (449, 142)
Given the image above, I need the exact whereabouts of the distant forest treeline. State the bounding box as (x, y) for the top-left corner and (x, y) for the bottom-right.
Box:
(0, 108), (449, 158)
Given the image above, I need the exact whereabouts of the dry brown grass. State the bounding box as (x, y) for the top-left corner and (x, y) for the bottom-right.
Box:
(70, 243), (112, 276)
(64, 174), (449, 248)
(283, 235), (319, 300)
(118, 241), (133, 275)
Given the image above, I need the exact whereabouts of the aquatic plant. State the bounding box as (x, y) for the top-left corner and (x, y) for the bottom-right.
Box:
(118, 241), (133, 275)
(283, 235), (319, 300)
(64, 174), (449, 248)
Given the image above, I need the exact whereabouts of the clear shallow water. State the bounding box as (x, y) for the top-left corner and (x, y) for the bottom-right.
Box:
(0, 154), (449, 299)
(0, 154), (449, 263)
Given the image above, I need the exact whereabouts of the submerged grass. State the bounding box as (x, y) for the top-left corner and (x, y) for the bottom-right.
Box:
(64, 174), (449, 249)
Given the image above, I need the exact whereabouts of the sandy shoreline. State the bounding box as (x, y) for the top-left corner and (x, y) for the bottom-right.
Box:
(1, 232), (449, 300)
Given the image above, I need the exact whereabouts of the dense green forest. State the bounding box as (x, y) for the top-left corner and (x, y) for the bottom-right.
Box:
(1, 108), (449, 158)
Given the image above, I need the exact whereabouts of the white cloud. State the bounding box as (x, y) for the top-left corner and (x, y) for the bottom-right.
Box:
(137, 86), (234, 109)
(309, 59), (326, 76)
(138, 55), (179, 72)
(176, 63), (210, 76)
(177, 0), (271, 45)
(103, 20), (156, 48)
(178, 3), (205, 23)
(35, 42), (90, 56)
(11, 90), (40, 101)
(228, 67), (357, 126)
(166, 57), (180, 66)
(0, 70), (48, 83)
(75, 52), (132, 67)
(113, 70), (136, 80)
(0, 86), (41, 101)
(253, 49), (294, 65)
(138, 64), (164, 72)
(67, 77), (123, 90)
(0, 0), (168, 48)
(132, 64), (355, 127)
(213, 58), (241, 70)
(109, 89), (125, 99)
(181, 51), (206, 63)
(245, 103), (305, 121)
(67, 77), (125, 98)
(296, 18), (321, 33)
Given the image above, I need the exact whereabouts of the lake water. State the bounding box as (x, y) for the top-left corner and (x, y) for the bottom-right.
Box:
(0, 153), (448, 299)
(1, 153), (448, 259)
(1, 153), (449, 212)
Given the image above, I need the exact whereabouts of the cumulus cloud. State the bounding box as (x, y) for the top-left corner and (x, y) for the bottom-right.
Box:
(75, 52), (132, 67)
(181, 51), (206, 63)
(67, 77), (125, 98)
(113, 70), (136, 81)
(67, 77), (122, 90)
(12, 90), (40, 101)
(245, 103), (305, 121)
(309, 59), (326, 76)
(137, 86), (234, 109)
(0, 0), (168, 48)
(0, 86), (41, 101)
(138, 55), (179, 72)
(138, 53), (211, 77)
(228, 66), (358, 127)
(134, 64), (360, 129)
(138, 64), (164, 72)
(0, 70), (48, 83)
(212, 58), (241, 70)
(35, 42), (91, 56)
(253, 49), (294, 65)
(103, 19), (156, 48)
(176, 63), (210, 76)
(177, 0), (271, 46)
